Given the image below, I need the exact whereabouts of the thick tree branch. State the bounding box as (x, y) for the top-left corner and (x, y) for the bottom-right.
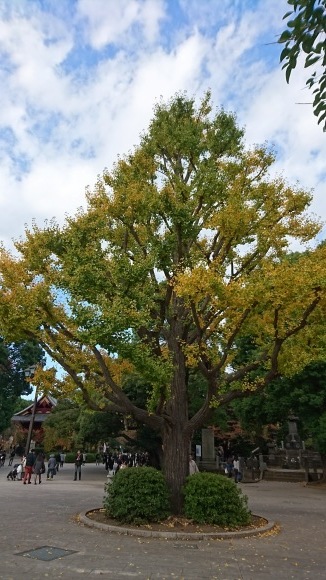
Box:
(91, 346), (164, 431)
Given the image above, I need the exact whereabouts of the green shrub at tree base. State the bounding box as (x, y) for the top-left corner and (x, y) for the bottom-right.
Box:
(183, 472), (251, 527)
(103, 467), (170, 524)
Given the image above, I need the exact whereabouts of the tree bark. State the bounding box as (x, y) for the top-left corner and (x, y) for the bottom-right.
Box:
(162, 420), (191, 514)
(162, 307), (191, 514)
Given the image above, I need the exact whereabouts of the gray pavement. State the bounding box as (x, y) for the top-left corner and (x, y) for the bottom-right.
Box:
(0, 461), (325, 579)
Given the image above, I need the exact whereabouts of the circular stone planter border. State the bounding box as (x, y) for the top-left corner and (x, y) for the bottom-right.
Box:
(79, 509), (277, 540)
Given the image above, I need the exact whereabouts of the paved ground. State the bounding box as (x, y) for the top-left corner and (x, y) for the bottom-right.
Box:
(0, 461), (325, 579)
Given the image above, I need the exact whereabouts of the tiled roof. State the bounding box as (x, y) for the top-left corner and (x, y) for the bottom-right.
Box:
(12, 394), (57, 419)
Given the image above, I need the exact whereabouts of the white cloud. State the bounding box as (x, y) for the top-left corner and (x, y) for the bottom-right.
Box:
(77, 0), (165, 49)
(0, 13), (72, 108)
(0, 0), (325, 254)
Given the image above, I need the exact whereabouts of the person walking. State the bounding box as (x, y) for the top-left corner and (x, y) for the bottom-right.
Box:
(33, 452), (45, 484)
(21, 455), (26, 480)
(16, 459), (23, 481)
(189, 455), (199, 475)
(8, 449), (15, 466)
(23, 450), (36, 484)
(233, 456), (240, 482)
(74, 450), (83, 481)
(55, 452), (61, 471)
(47, 454), (57, 479)
(0, 450), (6, 466)
(225, 456), (234, 478)
(60, 451), (65, 468)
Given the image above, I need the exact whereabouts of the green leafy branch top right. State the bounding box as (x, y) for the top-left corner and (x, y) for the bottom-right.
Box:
(279, 0), (326, 131)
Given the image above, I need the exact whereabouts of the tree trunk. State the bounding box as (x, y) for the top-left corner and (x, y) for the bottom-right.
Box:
(162, 420), (191, 514)
(161, 340), (191, 513)
(161, 295), (192, 514)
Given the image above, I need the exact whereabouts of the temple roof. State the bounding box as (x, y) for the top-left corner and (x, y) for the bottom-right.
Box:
(12, 394), (57, 424)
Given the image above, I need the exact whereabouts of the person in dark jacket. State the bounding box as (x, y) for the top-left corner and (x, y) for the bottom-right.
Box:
(74, 450), (83, 481)
(33, 453), (45, 484)
(55, 452), (61, 471)
(8, 449), (15, 466)
(23, 450), (36, 484)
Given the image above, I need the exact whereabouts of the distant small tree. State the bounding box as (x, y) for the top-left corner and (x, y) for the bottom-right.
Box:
(76, 409), (123, 449)
(43, 400), (79, 451)
(0, 339), (45, 433)
(233, 360), (326, 479)
(42, 400), (124, 451)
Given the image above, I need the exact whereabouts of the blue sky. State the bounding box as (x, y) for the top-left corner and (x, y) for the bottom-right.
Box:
(0, 0), (325, 252)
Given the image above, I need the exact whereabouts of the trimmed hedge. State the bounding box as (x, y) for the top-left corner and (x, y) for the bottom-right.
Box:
(183, 472), (251, 526)
(63, 452), (75, 463)
(103, 467), (170, 524)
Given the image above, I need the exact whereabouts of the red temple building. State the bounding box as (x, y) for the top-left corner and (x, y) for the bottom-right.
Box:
(11, 394), (57, 445)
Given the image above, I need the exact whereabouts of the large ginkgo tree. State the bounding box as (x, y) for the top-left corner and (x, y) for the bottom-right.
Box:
(1, 93), (326, 512)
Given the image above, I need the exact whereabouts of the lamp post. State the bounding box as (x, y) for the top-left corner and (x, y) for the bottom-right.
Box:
(24, 365), (37, 456)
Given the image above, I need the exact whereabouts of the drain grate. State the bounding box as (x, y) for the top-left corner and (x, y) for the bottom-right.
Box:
(16, 545), (78, 561)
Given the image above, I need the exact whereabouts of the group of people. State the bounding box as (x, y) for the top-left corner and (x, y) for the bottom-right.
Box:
(102, 450), (201, 478)
(5, 450), (67, 484)
(3, 445), (244, 484)
(6, 450), (46, 484)
(102, 451), (151, 474)
(1, 446), (24, 467)
(5, 449), (87, 483)
(189, 451), (244, 482)
(224, 455), (244, 483)
(23, 450), (45, 484)
(46, 449), (83, 481)
(0, 447), (23, 468)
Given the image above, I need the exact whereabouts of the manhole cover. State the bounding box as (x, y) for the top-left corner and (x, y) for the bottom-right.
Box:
(16, 546), (78, 561)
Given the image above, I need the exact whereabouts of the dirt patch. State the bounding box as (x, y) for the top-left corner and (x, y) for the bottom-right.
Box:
(86, 509), (268, 534)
